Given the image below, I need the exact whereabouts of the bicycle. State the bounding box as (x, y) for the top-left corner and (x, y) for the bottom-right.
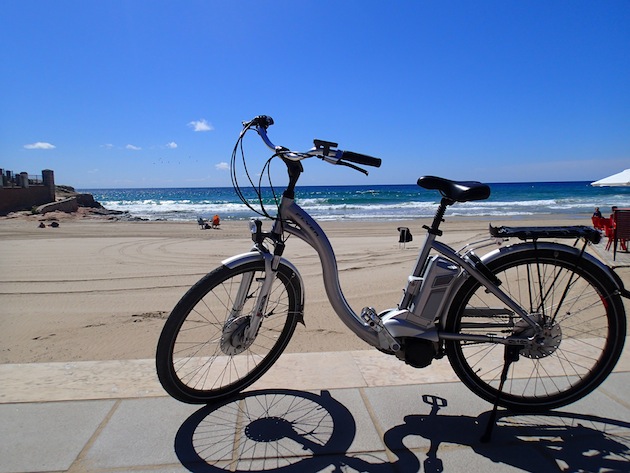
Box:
(156, 115), (629, 412)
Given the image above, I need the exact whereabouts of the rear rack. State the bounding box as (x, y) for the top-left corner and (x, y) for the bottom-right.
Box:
(489, 225), (601, 244)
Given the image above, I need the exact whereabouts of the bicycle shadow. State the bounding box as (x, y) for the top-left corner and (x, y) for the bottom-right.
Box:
(174, 388), (630, 472)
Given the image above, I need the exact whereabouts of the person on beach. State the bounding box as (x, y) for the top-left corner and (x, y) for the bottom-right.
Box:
(593, 207), (602, 218)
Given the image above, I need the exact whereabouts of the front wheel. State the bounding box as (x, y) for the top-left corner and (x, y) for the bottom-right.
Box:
(156, 261), (302, 404)
(445, 247), (626, 412)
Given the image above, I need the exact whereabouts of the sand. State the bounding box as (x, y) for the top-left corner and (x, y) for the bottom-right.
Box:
(1, 212), (627, 364)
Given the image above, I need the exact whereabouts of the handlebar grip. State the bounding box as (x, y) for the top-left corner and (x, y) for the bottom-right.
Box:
(341, 151), (382, 168)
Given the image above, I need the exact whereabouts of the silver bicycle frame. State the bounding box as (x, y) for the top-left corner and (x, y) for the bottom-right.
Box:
(235, 122), (565, 351)
(264, 193), (541, 351)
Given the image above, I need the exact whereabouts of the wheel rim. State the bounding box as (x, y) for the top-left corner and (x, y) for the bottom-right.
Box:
(447, 252), (620, 409)
(169, 265), (296, 397)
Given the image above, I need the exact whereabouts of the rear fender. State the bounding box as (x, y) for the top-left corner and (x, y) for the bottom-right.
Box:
(439, 241), (629, 328)
(480, 242), (628, 296)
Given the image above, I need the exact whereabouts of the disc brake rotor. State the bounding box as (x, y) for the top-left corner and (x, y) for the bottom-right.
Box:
(514, 315), (562, 359)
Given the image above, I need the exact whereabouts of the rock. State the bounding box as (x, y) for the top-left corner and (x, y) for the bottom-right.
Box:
(36, 197), (79, 214)
(74, 193), (104, 209)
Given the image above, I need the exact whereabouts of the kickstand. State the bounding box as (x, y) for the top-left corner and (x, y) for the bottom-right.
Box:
(480, 345), (520, 443)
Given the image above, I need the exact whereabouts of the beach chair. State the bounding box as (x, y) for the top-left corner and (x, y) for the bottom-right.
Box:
(591, 216), (606, 230)
(398, 226), (412, 248)
(197, 217), (206, 229)
(595, 217), (615, 251)
(613, 209), (630, 260)
(592, 216), (614, 250)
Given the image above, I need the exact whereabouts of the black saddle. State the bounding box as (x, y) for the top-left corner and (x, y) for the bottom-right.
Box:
(417, 176), (491, 203)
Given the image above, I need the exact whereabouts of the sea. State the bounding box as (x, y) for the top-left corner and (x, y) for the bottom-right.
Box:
(80, 182), (630, 222)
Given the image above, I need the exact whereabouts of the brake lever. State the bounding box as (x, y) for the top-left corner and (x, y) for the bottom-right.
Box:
(339, 160), (369, 175)
(318, 154), (369, 175)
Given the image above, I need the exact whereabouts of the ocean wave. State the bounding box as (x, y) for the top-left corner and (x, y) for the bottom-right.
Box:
(88, 182), (630, 221)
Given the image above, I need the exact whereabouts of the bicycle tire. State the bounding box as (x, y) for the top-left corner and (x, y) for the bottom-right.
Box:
(445, 247), (626, 412)
(156, 261), (302, 404)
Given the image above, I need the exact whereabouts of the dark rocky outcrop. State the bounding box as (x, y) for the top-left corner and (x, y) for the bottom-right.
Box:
(33, 186), (124, 218)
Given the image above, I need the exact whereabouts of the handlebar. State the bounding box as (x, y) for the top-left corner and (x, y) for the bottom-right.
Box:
(244, 115), (382, 174)
(340, 150), (382, 168)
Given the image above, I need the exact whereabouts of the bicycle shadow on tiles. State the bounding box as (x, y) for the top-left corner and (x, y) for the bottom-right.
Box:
(174, 389), (630, 473)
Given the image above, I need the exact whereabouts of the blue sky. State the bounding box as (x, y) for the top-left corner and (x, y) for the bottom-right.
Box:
(2, 1), (629, 188)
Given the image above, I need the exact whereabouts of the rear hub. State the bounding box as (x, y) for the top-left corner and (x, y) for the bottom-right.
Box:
(514, 315), (562, 359)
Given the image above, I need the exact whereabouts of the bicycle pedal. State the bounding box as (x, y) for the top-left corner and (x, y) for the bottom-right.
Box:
(360, 307), (380, 329)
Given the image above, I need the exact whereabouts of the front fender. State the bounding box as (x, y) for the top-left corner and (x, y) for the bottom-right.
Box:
(222, 251), (270, 269)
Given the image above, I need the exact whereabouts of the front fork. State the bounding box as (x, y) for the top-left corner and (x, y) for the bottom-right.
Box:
(240, 251), (276, 342)
(238, 220), (286, 343)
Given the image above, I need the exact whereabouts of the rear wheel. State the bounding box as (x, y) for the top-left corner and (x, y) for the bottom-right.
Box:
(156, 261), (302, 403)
(445, 248), (626, 411)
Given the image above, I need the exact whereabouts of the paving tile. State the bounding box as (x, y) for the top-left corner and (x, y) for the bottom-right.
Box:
(0, 359), (163, 403)
(0, 400), (115, 473)
(82, 397), (198, 470)
(351, 350), (459, 386)
(595, 371), (630, 410)
(245, 351), (367, 392)
(425, 444), (553, 472)
(326, 388), (386, 454)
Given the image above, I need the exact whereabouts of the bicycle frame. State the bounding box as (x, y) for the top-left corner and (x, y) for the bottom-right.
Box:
(233, 192), (546, 354)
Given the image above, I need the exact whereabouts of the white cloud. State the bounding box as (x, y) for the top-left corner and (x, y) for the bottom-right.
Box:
(24, 142), (55, 150)
(126, 144), (141, 150)
(166, 141), (178, 149)
(188, 119), (214, 132)
(101, 144), (114, 149)
(215, 162), (230, 171)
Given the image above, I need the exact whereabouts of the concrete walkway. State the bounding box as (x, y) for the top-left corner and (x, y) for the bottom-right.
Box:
(1, 347), (630, 473)
(590, 238), (630, 268)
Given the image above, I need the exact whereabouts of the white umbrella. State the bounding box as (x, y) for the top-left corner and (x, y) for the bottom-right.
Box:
(591, 169), (630, 187)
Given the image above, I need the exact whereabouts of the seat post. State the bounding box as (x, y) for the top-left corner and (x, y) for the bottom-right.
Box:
(423, 198), (452, 237)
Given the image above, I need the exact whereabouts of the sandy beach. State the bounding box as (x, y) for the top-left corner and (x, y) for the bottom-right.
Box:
(1, 212), (627, 364)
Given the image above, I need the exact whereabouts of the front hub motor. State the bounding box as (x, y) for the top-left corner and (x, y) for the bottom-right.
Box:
(221, 316), (254, 355)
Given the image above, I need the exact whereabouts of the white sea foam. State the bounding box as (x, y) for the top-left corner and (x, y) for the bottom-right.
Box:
(90, 183), (630, 221)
